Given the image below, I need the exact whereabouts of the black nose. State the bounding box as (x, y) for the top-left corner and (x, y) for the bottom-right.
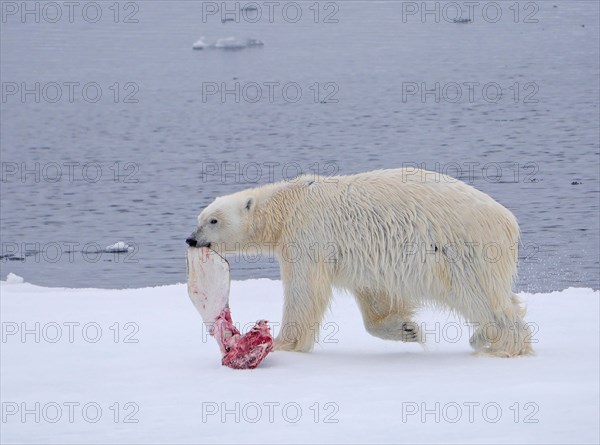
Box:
(186, 238), (197, 247)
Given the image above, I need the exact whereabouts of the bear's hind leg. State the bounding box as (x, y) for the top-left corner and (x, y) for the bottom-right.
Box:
(464, 293), (533, 357)
(354, 290), (422, 343)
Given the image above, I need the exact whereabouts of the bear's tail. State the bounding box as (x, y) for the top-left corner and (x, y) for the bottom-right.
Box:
(511, 293), (527, 319)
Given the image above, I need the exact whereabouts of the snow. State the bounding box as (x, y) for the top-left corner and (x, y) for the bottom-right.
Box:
(1, 277), (598, 444)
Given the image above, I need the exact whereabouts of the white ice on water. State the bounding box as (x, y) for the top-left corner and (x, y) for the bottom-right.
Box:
(193, 37), (264, 50)
(103, 241), (130, 253)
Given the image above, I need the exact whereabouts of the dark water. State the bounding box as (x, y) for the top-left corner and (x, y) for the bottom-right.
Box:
(1, 1), (598, 292)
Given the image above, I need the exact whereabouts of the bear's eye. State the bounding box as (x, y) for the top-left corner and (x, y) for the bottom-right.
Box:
(210, 219), (218, 225)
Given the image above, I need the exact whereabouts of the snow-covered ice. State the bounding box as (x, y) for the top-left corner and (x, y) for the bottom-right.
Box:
(1, 277), (598, 444)
(4, 273), (24, 284)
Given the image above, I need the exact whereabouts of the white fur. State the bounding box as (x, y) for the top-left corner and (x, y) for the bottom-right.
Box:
(192, 169), (533, 357)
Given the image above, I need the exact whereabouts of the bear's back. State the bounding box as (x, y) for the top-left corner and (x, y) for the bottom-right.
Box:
(273, 168), (518, 252)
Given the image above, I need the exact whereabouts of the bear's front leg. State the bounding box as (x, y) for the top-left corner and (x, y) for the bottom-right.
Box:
(274, 261), (332, 352)
(273, 337), (300, 352)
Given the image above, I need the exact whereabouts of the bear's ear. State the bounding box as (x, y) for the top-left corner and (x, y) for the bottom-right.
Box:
(245, 198), (252, 211)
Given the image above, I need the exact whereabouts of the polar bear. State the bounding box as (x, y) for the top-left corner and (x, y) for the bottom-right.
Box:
(186, 168), (533, 357)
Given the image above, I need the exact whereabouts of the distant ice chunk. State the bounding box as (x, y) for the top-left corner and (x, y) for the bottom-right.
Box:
(214, 37), (247, 50)
(6, 273), (24, 284)
(192, 37), (209, 50)
(193, 37), (264, 51)
(246, 38), (264, 47)
(104, 241), (130, 253)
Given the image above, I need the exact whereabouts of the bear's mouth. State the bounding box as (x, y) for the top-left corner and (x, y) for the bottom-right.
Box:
(185, 238), (211, 249)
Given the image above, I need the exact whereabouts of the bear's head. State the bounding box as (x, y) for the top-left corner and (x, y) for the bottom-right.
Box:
(186, 190), (255, 253)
